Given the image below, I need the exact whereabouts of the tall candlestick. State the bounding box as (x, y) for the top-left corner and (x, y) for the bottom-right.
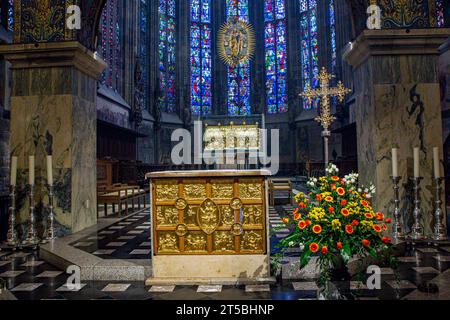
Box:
(29, 156), (35, 186)
(413, 148), (420, 178)
(10, 156), (17, 186)
(392, 148), (398, 177)
(46, 155), (53, 186)
(433, 147), (440, 178)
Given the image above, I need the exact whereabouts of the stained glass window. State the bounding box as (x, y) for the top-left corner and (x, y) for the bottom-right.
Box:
(159, 0), (177, 113)
(436, 0), (445, 27)
(329, 0), (337, 74)
(7, 0), (13, 31)
(190, 0), (212, 116)
(300, 0), (319, 110)
(140, 0), (149, 109)
(265, 0), (288, 114)
(227, 0), (251, 116)
(98, 0), (121, 90)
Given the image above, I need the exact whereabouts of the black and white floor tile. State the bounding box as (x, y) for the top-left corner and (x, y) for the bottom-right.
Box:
(1, 207), (450, 300)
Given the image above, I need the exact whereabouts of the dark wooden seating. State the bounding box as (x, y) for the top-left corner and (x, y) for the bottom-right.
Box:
(269, 178), (292, 206)
(97, 184), (147, 217)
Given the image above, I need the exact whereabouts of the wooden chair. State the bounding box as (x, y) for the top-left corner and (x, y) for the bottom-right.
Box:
(269, 178), (292, 206)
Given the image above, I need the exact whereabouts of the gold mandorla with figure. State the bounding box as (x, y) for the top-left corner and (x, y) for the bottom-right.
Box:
(218, 17), (255, 67)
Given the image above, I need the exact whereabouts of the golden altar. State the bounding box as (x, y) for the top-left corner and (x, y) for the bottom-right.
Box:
(145, 170), (272, 284)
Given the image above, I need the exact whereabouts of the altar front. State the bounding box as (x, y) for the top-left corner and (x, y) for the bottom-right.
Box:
(145, 170), (272, 284)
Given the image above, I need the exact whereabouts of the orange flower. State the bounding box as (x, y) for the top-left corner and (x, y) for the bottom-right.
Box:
(336, 187), (345, 196)
(298, 220), (307, 230)
(341, 208), (350, 217)
(316, 194), (323, 201)
(382, 236), (392, 244)
(330, 184), (337, 191)
(373, 225), (382, 233)
(321, 246), (328, 255)
(325, 196), (334, 202)
(309, 243), (319, 253)
(385, 218), (392, 224)
(340, 199), (347, 206)
(282, 218), (289, 224)
(293, 208), (299, 215)
(361, 239), (371, 247)
(306, 220), (312, 226)
(382, 223), (388, 231)
(361, 200), (369, 207)
(328, 206), (335, 214)
(337, 242), (343, 250)
(351, 219), (359, 227)
(299, 202), (307, 209)
(345, 225), (354, 235)
(294, 213), (302, 221)
(331, 176), (340, 182)
(312, 225), (323, 234)
(365, 213), (374, 219)
(376, 212), (385, 221)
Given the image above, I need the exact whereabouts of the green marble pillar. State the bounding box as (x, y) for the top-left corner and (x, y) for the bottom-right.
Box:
(344, 29), (449, 236)
(0, 41), (106, 238)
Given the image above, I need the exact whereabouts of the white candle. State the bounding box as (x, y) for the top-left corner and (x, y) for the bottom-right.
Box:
(433, 147), (440, 178)
(413, 147), (420, 178)
(392, 148), (398, 177)
(46, 155), (53, 186)
(29, 155), (35, 186)
(10, 156), (17, 187)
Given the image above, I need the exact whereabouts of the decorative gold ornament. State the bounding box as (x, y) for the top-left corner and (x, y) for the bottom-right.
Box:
(197, 199), (221, 235)
(231, 223), (244, 236)
(218, 17), (255, 67)
(175, 224), (188, 237)
(175, 198), (188, 210)
(300, 67), (351, 131)
(230, 198), (243, 210)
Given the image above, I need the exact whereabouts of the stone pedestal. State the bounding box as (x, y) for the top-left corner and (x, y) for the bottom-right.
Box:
(0, 42), (106, 238)
(344, 29), (449, 236)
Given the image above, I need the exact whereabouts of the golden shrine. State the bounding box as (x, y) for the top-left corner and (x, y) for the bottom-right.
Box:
(145, 170), (272, 284)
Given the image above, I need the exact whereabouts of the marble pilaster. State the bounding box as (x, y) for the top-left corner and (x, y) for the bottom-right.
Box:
(0, 41), (106, 238)
(344, 29), (450, 236)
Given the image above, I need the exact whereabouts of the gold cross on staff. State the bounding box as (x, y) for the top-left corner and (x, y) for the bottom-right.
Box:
(300, 67), (351, 131)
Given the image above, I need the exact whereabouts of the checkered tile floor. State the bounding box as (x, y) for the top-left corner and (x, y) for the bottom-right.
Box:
(1, 206), (450, 300)
(69, 210), (151, 260)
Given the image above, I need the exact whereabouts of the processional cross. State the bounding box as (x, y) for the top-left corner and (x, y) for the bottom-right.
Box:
(300, 67), (351, 166)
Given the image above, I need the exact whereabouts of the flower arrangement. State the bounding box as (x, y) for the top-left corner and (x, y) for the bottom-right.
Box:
(279, 164), (394, 285)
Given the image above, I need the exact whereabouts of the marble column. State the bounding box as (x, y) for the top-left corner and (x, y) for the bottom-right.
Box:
(0, 41), (106, 238)
(344, 29), (449, 236)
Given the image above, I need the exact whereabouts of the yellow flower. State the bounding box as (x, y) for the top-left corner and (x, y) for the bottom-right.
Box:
(331, 219), (342, 231)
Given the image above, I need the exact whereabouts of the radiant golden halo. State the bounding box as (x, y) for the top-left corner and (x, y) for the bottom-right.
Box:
(218, 18), (255, 68)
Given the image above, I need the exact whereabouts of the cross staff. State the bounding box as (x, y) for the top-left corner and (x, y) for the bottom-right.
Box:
(300, 67), (351, 166)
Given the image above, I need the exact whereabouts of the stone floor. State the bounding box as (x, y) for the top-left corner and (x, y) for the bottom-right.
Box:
(1, 204), (450, 300)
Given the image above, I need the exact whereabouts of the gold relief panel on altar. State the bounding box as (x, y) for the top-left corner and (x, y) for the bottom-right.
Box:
(242, 205), (263, 226)
(219, 205), (234, 226)
(241, 231), (264, 252)
(155, 181), (179, 201)
(156, 206), (179, 226)
(184, 183), (207, 199)
(184, 205), (199, 226)
(185, 232), (208, 253)
(213, 231), (235, 252)
(211, 181), (234, 199)
(158, 232), (180, 254)
(197, 199), (221, 234)
(239, 180), (263, 199)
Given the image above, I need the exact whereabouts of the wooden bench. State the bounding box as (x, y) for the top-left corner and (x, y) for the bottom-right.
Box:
(269, 178), (292, 206)
(97, 184), (147, 217)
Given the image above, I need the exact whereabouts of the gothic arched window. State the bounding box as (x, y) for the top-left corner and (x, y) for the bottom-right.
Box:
(98, 0), (122, 90)
(329, 0), (337, 74)
(265, 0), (288, 114)
(159, 0), (177, 113)
(140, 0), (149, 108)
(227, 0), (251, 116)
(190, 0), (212, 116)
(299, 0), (319, 110)
(7, 0), (13, 31)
